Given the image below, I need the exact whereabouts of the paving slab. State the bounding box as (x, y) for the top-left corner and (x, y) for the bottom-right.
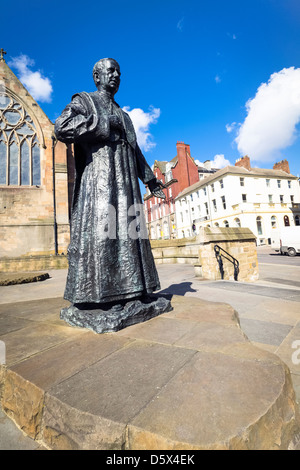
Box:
(239, 318), (293, 347)
(263, 278), (300, 289)
(0, 294), (299, 450)
(10, 334), (133, 391)
(127, 347), (293, 450)
(1, 322), (85, 366)
(203, 281), (300, 302)
(48, 341), (195, 422)
(234, 297), (300, 325)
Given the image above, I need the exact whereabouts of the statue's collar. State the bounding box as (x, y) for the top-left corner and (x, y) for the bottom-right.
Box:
(97, 90), (117, 106)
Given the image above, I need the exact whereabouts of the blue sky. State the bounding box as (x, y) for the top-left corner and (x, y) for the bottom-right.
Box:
(2, 0), (300, 178)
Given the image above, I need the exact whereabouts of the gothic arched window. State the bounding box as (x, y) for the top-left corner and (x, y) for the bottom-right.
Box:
(0, 91), (41, 186)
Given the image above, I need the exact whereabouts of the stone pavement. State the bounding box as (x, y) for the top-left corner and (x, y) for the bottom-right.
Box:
(0, 246), (299, 450)
(156, 255), (300, 410)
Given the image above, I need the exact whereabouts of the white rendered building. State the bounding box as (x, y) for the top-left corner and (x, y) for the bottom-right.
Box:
(175, 157), (300, 245)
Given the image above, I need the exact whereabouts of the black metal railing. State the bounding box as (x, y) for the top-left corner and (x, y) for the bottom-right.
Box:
(214, 245), (239, 281)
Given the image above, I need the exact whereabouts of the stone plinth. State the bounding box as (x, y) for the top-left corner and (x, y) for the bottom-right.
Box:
(0, 295), (299, 450)
(198, 227), (259, 282)
(150, 229), (259, 282)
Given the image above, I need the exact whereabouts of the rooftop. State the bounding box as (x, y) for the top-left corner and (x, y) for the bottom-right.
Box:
(176, 165), (297, 199)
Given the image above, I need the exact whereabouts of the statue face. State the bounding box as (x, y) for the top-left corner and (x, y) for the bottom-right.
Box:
(96, 59), (121, 95)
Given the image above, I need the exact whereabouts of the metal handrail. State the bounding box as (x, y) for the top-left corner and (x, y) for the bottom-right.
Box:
(214, 245), (239, 281)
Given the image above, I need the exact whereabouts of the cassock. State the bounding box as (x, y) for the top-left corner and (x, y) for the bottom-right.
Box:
(55, 90), (160, 305)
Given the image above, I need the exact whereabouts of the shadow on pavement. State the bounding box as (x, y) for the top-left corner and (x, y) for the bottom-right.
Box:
(158, 281), (197, 297)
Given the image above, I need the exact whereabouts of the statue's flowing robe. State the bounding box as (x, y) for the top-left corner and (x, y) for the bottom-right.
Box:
(55, 91), (160, 304)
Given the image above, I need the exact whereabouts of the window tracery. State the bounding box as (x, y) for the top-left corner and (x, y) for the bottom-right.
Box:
(0, 91), (41, 186)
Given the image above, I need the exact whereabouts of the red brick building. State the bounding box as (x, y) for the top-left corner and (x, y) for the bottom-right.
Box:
(144, 141), (217, 239)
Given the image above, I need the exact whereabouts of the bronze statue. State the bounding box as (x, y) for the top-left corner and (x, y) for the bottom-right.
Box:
(55, 58), (171, 332)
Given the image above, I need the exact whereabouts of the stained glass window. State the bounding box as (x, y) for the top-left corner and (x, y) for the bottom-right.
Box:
(21, 141), (30, 185)
(32, 144), (41, 186)
(0, 91), (41, 186)
(9, 141), (18, 185)
(0, 141), (6, 184)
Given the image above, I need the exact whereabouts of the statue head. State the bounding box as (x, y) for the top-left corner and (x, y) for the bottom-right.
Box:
(93, 58), (121, 96)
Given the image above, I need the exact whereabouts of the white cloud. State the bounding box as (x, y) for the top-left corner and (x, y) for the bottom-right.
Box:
(215, 75), (221, 84)
(213, 154), (231, 168)
(227, 33), (237, 40)
(195, 154), (231, 169)
(177, 17), (184, 32)
(123, 105), (160, 152)
(8, 54), (53, 103)
(235, 67), (300, 162)
(226, 122), (237, 133)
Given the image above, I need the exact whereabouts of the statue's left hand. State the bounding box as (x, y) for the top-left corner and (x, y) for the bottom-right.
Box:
(148, 179), (166, 199)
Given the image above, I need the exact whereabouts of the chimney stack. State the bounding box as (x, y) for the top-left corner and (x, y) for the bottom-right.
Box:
(273, 159), (290, 174)
(176, 141), (198, 191)
(235, 155), (251, 171)
(176, 141), (191, 157)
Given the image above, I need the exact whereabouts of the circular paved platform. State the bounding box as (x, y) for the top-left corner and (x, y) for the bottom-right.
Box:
(0, 295), (299, 450)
